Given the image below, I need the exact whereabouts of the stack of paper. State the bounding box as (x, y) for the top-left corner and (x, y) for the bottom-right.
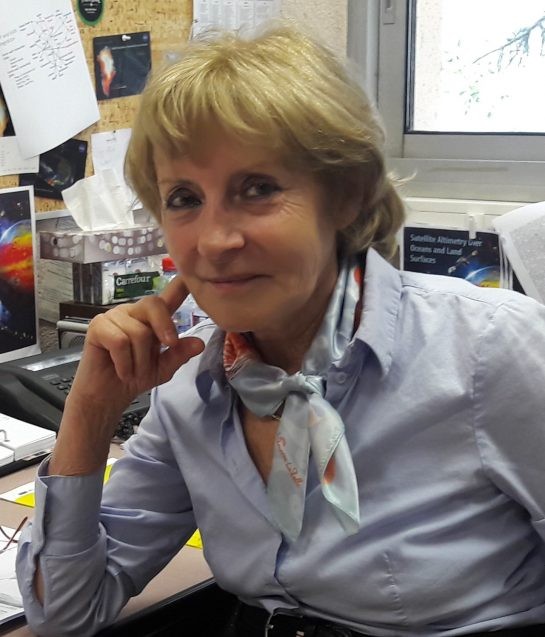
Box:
(0, 527), (24, 626)
(0, 414), (55, 462)
(493, 202), (545, 304)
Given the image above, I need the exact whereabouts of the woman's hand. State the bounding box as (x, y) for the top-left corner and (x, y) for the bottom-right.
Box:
(50, 276), (205, 475)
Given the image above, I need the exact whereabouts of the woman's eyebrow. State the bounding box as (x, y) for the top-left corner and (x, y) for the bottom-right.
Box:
(157, 177), (196, 187)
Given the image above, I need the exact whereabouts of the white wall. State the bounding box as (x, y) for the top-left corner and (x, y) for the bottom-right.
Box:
(280, 0), (348, 58)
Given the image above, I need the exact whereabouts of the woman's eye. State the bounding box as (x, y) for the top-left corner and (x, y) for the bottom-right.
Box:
(243, 180), (281, 200)
(165, 189), (202, 210)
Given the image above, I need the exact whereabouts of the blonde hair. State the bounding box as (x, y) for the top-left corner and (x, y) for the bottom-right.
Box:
(125, 24), (405, 258)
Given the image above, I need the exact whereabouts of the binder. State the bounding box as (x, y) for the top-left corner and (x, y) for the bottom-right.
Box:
(0, 413), (55, 463)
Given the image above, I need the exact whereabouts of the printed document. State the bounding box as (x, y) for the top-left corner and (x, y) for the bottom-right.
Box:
(193, 0), (280, 36)
(0, 138), (38, 177)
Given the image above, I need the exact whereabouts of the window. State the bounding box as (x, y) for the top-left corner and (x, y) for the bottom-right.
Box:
(349, 0), (545, 202)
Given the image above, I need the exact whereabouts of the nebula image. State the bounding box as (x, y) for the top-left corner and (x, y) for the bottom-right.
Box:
(0, 191), (37, 356)
(0, 89), (15, 137)
(97, 46), (116, 97)
(0, 97), (8, 136)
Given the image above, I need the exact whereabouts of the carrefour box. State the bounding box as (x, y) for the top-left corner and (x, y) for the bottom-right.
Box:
(72, 256), (165, 304)
(39, 225), (166, 263)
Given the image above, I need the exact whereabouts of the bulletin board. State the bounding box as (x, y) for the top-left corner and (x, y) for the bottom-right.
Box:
(0, 0), (193, 213)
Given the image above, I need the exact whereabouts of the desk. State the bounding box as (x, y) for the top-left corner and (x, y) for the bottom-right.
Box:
(0, 445), (213, 636)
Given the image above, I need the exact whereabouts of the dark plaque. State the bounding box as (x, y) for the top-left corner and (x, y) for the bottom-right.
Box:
(77, 0), (104, 26)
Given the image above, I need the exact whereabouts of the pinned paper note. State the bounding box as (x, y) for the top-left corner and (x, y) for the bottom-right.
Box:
(0, 138), (39, 177)
(192, 0), (280, 36)
(91, 129), (132, 181)
(0, 0), (100, 158)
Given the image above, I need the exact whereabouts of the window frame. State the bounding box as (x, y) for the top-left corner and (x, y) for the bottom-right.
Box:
(347, 0), (545, 202)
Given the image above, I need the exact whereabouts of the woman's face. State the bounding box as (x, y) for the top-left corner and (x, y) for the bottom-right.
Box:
(154, 134), (350, 343)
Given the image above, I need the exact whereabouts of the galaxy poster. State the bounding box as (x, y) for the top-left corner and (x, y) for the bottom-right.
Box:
(403, 227), (503, 288)
(19, 139), (88, 200)
(93, 32), (151, 101)
(0, 187), (39, 362)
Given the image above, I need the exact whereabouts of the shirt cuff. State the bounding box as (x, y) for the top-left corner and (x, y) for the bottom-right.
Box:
(32, 457), (104, 556)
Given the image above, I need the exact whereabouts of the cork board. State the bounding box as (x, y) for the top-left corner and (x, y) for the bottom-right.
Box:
(0, 0), (193, 213)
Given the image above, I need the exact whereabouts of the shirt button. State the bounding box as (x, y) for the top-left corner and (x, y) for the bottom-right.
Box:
(337, 372), (348, 384)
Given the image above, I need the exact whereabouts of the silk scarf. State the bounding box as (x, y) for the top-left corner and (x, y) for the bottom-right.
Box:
(223, 259), (363, 541)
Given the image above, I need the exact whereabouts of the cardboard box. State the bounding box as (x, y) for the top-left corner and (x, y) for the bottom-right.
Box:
(39, 225), (166, 263)
(72, 256), (163, 304)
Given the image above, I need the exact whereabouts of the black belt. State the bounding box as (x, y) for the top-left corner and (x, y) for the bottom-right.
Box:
(228, 602), (545, 637)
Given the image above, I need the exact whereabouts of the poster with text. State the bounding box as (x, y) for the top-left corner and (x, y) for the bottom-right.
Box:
(0, 186), (40, 362)
(403, 227), (502, 287)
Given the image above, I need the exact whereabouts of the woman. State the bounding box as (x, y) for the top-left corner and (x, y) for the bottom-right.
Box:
(16, 25), (545, 637)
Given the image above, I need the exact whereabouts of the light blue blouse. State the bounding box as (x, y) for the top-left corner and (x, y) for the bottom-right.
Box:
(16, 249), (545, 637)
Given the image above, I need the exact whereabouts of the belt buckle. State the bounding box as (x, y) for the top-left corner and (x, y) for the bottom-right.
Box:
(265, 608), (306, 637)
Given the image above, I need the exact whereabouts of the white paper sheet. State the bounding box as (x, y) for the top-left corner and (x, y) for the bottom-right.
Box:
(91, 128), (132, 181)
(0, 138), (39, 177)
(193, 0), (280, 36)
(493, 201), (545, 304)
(0, 0), (100, 159)
(0, 528), (24, 626)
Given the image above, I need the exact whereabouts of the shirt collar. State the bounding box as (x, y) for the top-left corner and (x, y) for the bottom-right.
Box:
(195, 247), (402, 401)
(354, 247), (402, 377)
(196, 326), (226, 402)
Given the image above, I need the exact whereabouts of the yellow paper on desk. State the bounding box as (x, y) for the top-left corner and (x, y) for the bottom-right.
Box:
(186, 530), (203, 549)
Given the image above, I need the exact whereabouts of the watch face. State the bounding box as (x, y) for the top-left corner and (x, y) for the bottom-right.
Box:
(77, 0), (104, 26)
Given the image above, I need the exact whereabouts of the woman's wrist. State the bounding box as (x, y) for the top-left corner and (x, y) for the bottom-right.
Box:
(48, 394), (122, 476)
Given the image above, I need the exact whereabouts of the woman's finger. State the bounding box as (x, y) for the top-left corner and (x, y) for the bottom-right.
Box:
(159, 275), (190, 315)
(127, 288), (187, 347)
(107, 309), (159, 382)
(86, 312), (135, 380)
(157, 336), (205, 385)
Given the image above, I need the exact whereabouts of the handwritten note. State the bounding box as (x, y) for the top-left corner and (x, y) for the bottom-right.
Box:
(0, 0), (99, 158)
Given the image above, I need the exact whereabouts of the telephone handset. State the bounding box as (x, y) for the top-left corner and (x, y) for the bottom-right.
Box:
(0, 346), (150, 440)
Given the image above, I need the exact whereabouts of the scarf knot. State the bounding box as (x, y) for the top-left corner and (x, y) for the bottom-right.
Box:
(283, 372), (323, 398)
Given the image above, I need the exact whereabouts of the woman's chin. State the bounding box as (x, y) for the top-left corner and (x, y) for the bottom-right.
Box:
(205, 310), (260, 335)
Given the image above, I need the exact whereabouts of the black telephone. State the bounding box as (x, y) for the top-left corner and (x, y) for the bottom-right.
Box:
(0, 346), (150, 440)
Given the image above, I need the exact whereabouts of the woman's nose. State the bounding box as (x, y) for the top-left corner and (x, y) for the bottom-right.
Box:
(196, 203), (245, 259)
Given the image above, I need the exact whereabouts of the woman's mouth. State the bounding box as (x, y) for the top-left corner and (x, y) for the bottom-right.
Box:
(205, 274), (265, 291)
